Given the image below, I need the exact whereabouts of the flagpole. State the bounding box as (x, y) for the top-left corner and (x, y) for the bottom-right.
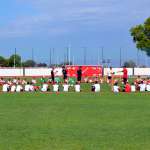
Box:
(14, 48), (16, 68)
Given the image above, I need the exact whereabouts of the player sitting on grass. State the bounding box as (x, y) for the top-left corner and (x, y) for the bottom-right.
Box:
(16, 83), (23, 92)
(75, 82), (80, 92)
(25, 82), (31, 92)
(146, 83), (150, 91)
(41, 82), (49, 92)
(2, 81), (10, 92)
(29, 82), (35, 92)
(131, 83), (136, 92)
(139, 81), (146, 92)
(134, 76), (142, 91)
(146, 79), (150, 91)
(91, 81), (100, 92)
(53, 82), (59, 92)
(113, 81), (120, 93)
(63, 81), (69, 92)
(125, 82), (131, 93)
(10, 83), (16, 92)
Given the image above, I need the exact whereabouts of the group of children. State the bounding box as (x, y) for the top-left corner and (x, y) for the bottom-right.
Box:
(0, 77), (101, 93)
(112, 76), (150, 93)
(1, 75), (150, 93)
(0, 78), (83, 93)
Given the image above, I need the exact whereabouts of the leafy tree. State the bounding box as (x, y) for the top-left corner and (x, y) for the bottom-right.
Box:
(22, 60), (36, 67)
(8, 54), (21, 67)
(4, 59), (9, 67)
(130, 17), (150, 56)
(0, 56), (9, 67)
(123, 60), (136, 68)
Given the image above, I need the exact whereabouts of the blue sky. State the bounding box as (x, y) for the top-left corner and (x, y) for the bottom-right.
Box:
(0, 0), (150, 66)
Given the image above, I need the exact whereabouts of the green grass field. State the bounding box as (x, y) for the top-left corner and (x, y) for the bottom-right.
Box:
(0, 84), (150, 150)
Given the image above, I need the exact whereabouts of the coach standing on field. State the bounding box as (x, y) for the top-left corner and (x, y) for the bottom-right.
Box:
(77, 66), (82, 83)
(62, 66), (67, 82)
(51, 67), (55, 83)
(118, 66), (128, 84)
(122, 66), (128, 84)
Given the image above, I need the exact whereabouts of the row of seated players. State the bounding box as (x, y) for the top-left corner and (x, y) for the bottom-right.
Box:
(113, 79), (150, 93)
(1, 76), (149, 93)
(1, 81), (101, 93)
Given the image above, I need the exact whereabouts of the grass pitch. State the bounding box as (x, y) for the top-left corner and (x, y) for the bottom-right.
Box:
(0, 85), (150, 150)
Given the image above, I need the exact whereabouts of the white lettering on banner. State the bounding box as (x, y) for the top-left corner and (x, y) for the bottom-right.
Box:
(104, 68), (133, 76)
(0, 68), (23, 77)
(134, 68), (150, 76)
(25, 68), (51, 76)
(25, 68), (63, 77)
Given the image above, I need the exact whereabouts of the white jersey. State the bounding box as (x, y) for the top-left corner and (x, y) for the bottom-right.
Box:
(139, 84), (146, 92)
(16, 85), (22, 92)
(75, 84), (80, 92)
(11, 85), (16, 92)
(25, 84), (30, 92)
(107, 70), (113, 77)
(94, 84), (100, 92)
(29, 85), (35, 92)
(131, 85), (136, 92)
(53, 84), (59, 92)
(113, 85), (119, 93)
(2, 84), (9, 92)
(41, 84), (48, 92)
(63, 84), (69, 92)
(146, 84), (150, 91)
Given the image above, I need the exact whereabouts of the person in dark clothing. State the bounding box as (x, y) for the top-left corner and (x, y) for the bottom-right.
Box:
(77, 66), (82, 82)
(62, 66), (67, 81)
(51, 68), (55, 83)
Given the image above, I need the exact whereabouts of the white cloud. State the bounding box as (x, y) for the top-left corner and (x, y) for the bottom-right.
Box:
(0, 0), (149, 38)
(0, 14), (68, 38)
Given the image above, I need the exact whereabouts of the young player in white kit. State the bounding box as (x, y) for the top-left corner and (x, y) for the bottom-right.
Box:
(113, 82), (120, 93)
(92, 81), (100, 92)
(75, 82), (80, 92)
(41, 82), (49, 92)
(53, 82), (59, 92)
(11, 84), (16, 92)
(63, 82), (69, 92)
(2, 82), (9, 92)
(107, 67), (114, 84)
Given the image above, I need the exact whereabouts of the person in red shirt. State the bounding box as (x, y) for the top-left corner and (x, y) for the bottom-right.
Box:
(122, 66), (128, 84)
(125, 82), (131, 93)
(146, 77), (150, 84)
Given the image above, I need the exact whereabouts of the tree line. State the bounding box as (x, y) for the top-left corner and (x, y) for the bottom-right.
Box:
(0, 54), (47, 67)
(0, 54), (73, 67)
(0, 54), (137, 68)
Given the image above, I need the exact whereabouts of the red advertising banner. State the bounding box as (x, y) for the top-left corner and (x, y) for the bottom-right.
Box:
(66, 66), (103, 77)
